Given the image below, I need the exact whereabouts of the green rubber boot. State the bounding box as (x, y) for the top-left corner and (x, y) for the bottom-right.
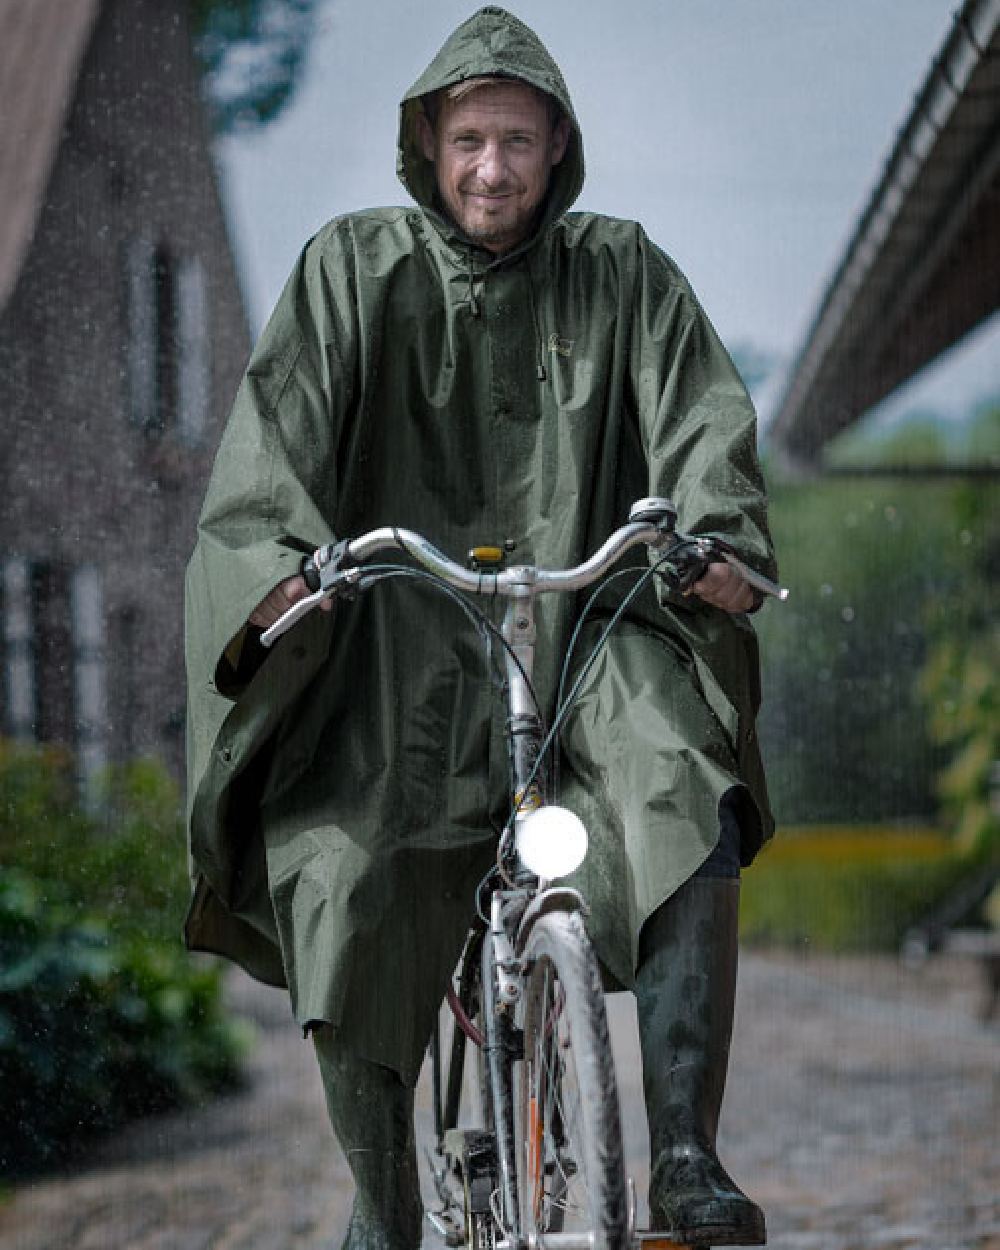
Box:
(312, 1027), (423, 1250)
(636, 877), (766, 1246)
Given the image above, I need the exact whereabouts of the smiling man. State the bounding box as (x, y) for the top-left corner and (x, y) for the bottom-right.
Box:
(416, 78), (571, 255)
(185, 8), (777, 1248)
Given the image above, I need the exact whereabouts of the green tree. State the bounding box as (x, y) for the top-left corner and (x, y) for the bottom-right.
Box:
(828, 395), (1000, 469)
(190, 0), (324, 132)
(919, 477), (999, 855)
(755, 472), (995, 825)
(757, 400), (998, 831)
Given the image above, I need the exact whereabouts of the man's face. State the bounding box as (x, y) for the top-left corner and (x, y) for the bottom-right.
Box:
(418, 81), (570, 254)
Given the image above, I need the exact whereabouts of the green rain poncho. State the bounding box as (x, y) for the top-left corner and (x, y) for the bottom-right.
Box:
(185, 6), (777, 1085)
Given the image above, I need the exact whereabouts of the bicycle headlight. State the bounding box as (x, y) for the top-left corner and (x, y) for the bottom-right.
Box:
(516, 805), (588, 879)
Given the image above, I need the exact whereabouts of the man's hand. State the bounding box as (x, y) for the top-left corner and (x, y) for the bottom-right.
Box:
(690, 562), (756, 613)
(248, 574), (334, 629)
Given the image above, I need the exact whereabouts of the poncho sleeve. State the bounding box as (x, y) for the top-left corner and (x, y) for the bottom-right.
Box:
(185, 223), (359, 700)
(622, 230), (776, 829)
(628, 229), (777, 588)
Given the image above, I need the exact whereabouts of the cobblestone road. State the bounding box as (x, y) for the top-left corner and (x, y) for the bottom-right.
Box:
(0, 951), (996, 1250)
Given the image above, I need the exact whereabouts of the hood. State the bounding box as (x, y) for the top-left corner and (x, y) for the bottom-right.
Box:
(397, 7), (585, 243)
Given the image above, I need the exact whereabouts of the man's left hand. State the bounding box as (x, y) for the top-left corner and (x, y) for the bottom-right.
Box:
(690, 562), (756, 613)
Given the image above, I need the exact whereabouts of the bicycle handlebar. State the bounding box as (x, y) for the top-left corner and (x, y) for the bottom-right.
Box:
(260, 497), (786, 648)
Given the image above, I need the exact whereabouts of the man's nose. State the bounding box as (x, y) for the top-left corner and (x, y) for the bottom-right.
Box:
(477, 140), (505, 186)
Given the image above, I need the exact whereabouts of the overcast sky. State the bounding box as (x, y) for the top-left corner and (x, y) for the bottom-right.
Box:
(217, 0), (999, 427)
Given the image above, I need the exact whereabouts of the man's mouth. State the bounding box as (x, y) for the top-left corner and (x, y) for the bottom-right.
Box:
(463, 188), (516, 203)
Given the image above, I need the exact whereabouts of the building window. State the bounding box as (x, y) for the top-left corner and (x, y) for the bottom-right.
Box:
(152, 245), (177, 435)
(2, 557), (35, 742)
(126, 240), (210, 442)
(1, 557), (108, 796)
(70, 566), (108, 797)
(30, 562), (74, 746)
(109, 605), (139, 766)
(176, 255), (210, 445)
(126, 236), (157, 430)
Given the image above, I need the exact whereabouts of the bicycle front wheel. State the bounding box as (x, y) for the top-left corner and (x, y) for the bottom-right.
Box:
(516, 909), (628, 1250)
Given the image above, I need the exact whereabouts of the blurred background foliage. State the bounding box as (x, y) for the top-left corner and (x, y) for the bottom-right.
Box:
(0, 744), (251, 1178)
(739, 826), (970, 951)
(756, 403), (998, 839)
(743, 400), (999, 950)
(190, 0), (322, 132)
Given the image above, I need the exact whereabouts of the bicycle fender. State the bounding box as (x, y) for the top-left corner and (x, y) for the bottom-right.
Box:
(514, 887), (589, 957)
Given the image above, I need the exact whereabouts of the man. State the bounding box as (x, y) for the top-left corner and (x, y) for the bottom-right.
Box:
(185, 8), (777, 1248)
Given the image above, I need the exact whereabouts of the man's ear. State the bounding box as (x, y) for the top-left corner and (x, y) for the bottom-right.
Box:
(416, 109), (436, 162)
(551, 116), (571, 166)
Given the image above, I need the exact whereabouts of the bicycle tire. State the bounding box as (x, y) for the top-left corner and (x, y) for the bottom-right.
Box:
(516, 909), (629, 1250)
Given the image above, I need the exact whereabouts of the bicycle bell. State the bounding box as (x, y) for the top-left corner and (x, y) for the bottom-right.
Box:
(628, 497), (677, 527)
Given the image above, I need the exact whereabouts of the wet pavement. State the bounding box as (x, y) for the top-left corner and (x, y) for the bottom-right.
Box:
(0, 950), (996, 1250)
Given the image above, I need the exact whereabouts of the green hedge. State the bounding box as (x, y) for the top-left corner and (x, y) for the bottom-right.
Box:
(740, 826), (971, 951)
(0, 742), (251, 1177)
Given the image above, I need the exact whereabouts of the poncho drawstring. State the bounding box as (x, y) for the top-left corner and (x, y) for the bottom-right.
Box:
(466, 249), (480, 318)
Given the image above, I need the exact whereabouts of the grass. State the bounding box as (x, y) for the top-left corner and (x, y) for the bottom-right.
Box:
(741, 824), (968, 952)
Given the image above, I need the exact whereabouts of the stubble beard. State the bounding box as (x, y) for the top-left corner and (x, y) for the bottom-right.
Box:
(456, 193), (532, 253)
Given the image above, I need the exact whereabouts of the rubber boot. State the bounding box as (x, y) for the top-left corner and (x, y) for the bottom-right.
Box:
(636, 877), (766, 1246)
(312, 1027), (423, 1250)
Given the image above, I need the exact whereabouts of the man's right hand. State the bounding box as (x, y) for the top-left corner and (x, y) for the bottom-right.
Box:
(248, 575), (334, 629)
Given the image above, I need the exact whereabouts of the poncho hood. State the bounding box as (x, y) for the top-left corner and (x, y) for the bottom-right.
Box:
(398, 6), (585, 242)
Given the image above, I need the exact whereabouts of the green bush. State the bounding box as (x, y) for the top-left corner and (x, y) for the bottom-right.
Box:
(755, 473), (994, 825)
(740, 825), (970, 951)
(0, 742), (251, 1177)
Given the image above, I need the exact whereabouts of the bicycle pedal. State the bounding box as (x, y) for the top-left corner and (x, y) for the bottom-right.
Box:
(426, 1208), (464, 1247)
(634, 1233), (696, 1250)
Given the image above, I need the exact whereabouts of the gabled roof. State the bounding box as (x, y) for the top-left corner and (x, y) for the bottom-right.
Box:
(0, 0), (101, 311)
(770, 0), (1000, 464)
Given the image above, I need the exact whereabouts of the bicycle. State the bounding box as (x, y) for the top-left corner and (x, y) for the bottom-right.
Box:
(261, 497), (785, 1250)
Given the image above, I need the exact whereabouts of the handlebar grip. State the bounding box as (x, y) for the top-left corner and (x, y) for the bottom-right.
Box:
(301, 554), (321, 592)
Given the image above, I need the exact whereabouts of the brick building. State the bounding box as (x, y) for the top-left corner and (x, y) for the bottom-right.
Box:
(0, 0), (249, 783)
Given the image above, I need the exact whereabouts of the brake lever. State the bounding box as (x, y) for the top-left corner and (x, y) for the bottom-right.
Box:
(663, 536), (788, 601)
(260, 588), (329, 647)
(718, 550), (789, 601)
(260, 539), (364, 649)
